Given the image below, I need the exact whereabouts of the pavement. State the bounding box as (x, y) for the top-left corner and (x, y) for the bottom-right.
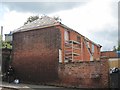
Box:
(0, 82), (63, 90)
(0, 73), (63, 90)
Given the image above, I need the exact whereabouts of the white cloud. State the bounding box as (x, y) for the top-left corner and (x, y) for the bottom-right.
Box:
(50, 0), (117, 32)
(49, 0), (118, 51)
(0, 7), (35, 39)
(0, 0), (118, 51)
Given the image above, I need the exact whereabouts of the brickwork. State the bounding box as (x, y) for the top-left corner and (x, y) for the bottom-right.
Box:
(2, 48), (12, 74)
(12, 25), (103, 87)
(56, 25), (101, 62)
(101, 51), (118, 58)
(12, 27), (61, 82)
(57, 59), (109, 88)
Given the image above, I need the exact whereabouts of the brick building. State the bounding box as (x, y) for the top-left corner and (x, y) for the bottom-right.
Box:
(5, 31), (12, 43)
(12, 16), (102, 82)
(101, 51), (120, 69)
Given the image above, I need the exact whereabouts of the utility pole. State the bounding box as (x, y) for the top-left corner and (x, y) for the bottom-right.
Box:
(1, 26), (3, 41)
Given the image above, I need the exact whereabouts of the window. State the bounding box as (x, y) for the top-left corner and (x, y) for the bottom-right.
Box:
(84, 38), (90, 48)
(77, 36), (81, 43)
(87, 41), (90, 48)
(64, 30), (69, 41)
(59, 49), (62, 63)
(92, 44), (94, 53)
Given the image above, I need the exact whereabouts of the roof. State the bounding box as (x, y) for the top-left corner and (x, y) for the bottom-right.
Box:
(13, 16), (60, 33)
(5, 31), (12, 36)
(5, 34), (12, 36)
(13, 16), (101, 47)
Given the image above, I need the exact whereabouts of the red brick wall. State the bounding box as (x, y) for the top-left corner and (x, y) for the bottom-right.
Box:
(58, 59), (109, 88)
(12, 27), (61, 82)
(12, 25), (102, 85)
(101, 51), (117, 58)
(57, 25), (101, 62)
(56, 26), (65, 63)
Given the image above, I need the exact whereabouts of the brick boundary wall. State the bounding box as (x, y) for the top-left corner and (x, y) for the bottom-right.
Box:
(2, 48), (12, 74)
(47, 59), (109, 88)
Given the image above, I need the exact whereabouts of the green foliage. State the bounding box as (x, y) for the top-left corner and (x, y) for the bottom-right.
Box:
(0, 35), (2, 41)
(117, 43), (120, 51)
(0, 35), (12, 49)
(0, 35), (2, 48)
(24, 15), (62, 25)
(113, 42), (120, 51)
(113, 46), (117, 51)
(2, 41), (12, 49)
(24, 15), (39, 25)
(53, 16), (61, 21)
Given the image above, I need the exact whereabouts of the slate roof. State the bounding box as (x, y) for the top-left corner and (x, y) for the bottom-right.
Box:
(13, 16), (60, 33)
(13, 16), (101, 47)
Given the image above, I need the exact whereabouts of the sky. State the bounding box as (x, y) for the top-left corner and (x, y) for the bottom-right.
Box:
(0, 0), (119, 51)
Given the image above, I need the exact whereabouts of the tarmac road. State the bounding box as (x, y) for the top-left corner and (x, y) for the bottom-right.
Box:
(0, 82), (80, 90)
(0, 82), (65, 90)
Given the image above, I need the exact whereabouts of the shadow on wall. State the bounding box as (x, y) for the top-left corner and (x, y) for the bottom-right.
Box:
(12, 27), (61, 83)
(2, 48), (12, 74)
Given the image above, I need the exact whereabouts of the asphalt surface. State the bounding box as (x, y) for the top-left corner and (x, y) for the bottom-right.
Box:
(0, 82), (64, 90)
(0, 82), (82, 90)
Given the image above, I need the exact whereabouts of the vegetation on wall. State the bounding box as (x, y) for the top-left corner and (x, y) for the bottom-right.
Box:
(2, 41), (12, 49)
(0, 35), (12, 49)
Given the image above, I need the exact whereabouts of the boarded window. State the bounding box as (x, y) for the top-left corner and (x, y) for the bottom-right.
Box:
(64, 30), (69, 41)
(87, 41), (90, 48)
(77, 36), (81, 43)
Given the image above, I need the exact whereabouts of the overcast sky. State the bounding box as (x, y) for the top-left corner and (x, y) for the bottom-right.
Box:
(0, 0), (119, 51)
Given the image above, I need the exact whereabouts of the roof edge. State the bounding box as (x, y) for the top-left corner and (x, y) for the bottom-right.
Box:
(59, 24), (102, 48)
(13, 20), (102, 48)
(13, 23), (60, 34)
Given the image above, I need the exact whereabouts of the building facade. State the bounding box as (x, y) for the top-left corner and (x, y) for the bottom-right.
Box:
(56, 25), (101, 63)
(101, 51), (120, 69)
(5, 31), (12, 43)
(12, 16), (102, 82)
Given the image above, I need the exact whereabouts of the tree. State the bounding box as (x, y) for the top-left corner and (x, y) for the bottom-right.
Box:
(24, 15), (62, 25)
(113, 46), (117, 51)
(117, 43), (120, 51)
(0, 35), (12, 49)
(113, 43), (120, 51)
(24, 15), (39, 25)
(2, 41), (12, 49)
(53, 16), (62, 22)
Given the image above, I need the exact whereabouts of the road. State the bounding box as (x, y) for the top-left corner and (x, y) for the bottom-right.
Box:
(1, 82), (76, 90)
